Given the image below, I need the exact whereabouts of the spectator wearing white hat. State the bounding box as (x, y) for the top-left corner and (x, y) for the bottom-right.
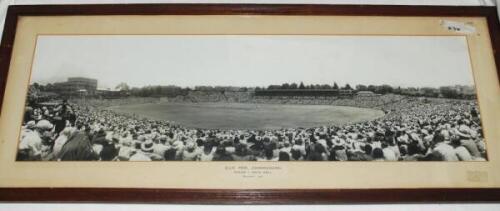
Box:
(18, 120), (53, 161)
(180, 141), (200, 161)
(431, 133), (459, 161)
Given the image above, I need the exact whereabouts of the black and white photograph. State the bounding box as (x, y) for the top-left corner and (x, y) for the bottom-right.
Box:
(17, 35), (487, 162)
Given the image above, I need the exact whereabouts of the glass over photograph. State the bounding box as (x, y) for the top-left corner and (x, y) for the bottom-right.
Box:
(17, 35), (487, 162)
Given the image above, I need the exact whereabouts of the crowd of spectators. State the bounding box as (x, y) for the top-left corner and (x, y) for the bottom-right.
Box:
(17, 95), (486, 162)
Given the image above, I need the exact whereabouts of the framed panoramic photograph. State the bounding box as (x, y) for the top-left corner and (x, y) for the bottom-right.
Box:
(0, 4), (499, 203)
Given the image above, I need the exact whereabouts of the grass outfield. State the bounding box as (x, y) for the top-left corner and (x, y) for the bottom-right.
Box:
(107, 102), (385, 130)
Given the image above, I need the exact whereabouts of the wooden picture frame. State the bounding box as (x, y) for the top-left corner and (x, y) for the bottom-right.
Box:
(0, 4), (499, 204)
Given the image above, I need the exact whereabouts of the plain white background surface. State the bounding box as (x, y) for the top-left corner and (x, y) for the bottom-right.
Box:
(0, 0), (500, 210)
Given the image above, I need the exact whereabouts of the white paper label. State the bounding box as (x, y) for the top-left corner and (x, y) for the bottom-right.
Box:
(441, 20), (477, 34)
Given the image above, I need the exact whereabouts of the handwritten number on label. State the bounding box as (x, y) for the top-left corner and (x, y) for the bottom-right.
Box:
(448, 26), (461, 32)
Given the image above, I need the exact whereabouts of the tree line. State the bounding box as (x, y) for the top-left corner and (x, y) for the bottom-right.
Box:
(263, 82), (350, 90)
(32, 81), (475, 99)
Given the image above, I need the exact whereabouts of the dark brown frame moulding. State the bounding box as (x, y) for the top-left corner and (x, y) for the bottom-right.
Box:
(0, 4), (499, 204)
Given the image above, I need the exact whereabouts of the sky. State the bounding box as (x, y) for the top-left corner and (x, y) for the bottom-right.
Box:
(30, 35), (475, 89)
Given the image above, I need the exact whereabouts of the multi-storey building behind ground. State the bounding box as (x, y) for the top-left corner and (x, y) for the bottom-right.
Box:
(51, 77), (98, 96)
